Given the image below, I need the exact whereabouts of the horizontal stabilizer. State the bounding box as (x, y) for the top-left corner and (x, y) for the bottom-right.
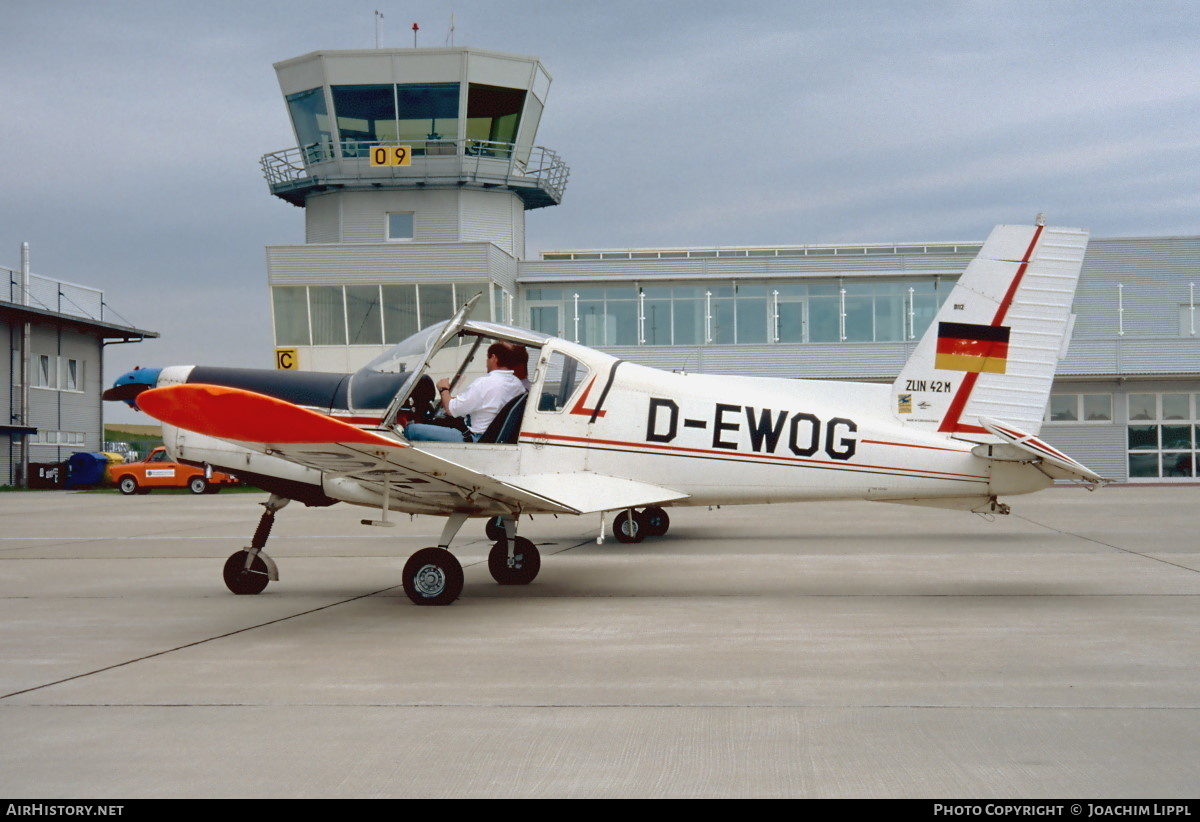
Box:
(496, 473), (688, 515)
(973, 417), (1107, 484)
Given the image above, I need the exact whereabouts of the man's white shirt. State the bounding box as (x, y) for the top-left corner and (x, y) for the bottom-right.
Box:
(448, 370), (526, 434)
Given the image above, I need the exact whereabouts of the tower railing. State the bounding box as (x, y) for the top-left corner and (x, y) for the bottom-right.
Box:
(260, 139), (569, 206)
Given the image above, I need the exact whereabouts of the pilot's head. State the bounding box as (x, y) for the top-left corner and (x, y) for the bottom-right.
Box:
(487, 342), (526, 374)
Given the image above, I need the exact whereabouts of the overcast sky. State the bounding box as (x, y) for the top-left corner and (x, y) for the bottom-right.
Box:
(2, 0), (1198, 422)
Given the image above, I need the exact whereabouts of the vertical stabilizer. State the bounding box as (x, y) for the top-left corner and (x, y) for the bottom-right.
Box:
(891, 223), (1089, 439)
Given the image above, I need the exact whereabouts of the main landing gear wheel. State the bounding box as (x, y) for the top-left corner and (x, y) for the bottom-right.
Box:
(485, 516), (506, 542)
(223, 550), (270, 595)
(402, 547), (464, 606)
(640, 506), (670, 537)
(488, 537), (541, 585)
(613, 510), (644, 543)
(118, 476), (139, 496)
(189, 476), (209, 495)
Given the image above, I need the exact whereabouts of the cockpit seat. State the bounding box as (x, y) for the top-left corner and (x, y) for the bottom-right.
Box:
(477, 393), (527, 444)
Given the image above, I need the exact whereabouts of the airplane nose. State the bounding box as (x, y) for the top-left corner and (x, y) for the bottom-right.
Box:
(103, 367), (162, 408)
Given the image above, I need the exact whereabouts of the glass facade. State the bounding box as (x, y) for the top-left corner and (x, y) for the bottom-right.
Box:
(272, 282), (490, 347)
(524, 277), (950, 346)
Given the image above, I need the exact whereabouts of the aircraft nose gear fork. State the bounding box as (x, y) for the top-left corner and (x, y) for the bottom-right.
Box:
(223, 495), (287, 595)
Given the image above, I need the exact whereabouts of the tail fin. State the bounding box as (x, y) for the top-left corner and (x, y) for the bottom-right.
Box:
(891, 222), (1089, 439)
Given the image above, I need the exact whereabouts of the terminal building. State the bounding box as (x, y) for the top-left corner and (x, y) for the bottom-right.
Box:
(2, 248), (156, 486)
(260, 46), (1200, 485)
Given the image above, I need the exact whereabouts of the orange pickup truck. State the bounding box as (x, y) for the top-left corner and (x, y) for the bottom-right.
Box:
(112, 447), (239, 495)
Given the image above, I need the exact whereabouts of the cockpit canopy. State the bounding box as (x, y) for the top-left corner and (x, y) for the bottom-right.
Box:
(349, 315), (553, 420)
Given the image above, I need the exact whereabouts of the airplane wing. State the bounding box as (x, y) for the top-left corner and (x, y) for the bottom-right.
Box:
(138, 383), (686, 516)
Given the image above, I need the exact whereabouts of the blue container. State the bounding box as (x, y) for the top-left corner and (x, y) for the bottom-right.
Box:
(66, 452), (108, 489)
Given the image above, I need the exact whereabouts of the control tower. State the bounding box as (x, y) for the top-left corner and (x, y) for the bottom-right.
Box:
(261, 48), (568, 372)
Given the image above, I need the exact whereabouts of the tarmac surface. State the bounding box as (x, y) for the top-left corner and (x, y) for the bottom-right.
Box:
(0, 485), (1197, 798)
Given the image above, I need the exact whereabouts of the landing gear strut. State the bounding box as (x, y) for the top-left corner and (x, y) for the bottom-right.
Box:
(224, 495), (287, 595)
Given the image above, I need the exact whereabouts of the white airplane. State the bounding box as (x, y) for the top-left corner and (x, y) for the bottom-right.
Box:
(106, 221), (1105, 606)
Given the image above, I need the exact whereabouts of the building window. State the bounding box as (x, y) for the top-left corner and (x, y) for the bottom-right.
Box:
(387, 212), (414, 241)
(272, 282), (492, 347)
(34, 355), (53, 388)
(1180, 302), (1198, 337)
(61, 359), (81, 392)
(1046, 394), (1112, 423)
(309, 286), (347, 346)
(525, 276), (950, 347)
(1127, 393), (1199, 480)
(345, 286), (384, 345)
(272, 287), (311, 346)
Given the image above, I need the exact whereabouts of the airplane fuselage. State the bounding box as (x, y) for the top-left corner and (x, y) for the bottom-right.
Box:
(159, 353), (1049, 517)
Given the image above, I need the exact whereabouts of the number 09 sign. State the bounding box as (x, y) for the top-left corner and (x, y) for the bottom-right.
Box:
(370, 146), (412, 166)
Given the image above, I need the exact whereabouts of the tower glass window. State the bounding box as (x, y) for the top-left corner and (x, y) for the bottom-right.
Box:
(396, 83), (459, 144)
(467, 84), (526, 154)
(285, 88), (332, 156)
(331, 84), (397, 149)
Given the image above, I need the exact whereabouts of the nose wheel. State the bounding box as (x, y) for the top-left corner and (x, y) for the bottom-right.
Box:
(222, 495), (286, 594)
(223, 551), (270, 595)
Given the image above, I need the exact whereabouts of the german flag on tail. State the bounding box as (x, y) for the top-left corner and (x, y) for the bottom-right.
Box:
(935, 322), (1010, 374)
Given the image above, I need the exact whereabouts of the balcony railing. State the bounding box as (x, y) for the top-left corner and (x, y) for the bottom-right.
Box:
(260, 139), (569, 208)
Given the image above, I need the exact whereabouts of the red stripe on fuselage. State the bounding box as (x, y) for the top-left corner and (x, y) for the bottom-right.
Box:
(519, 431), (988, 481)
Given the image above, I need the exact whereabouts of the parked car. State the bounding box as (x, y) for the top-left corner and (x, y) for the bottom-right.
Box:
(111, 447), (238, 495)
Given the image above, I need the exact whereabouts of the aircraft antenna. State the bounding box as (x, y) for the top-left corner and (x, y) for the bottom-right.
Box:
(446, 12), (455, 46)
(374, 10), (384, 49)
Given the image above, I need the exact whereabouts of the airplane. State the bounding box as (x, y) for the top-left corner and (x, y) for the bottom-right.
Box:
(104, 221), (1105, 606)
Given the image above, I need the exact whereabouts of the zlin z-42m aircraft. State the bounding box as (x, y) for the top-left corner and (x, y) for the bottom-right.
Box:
(106, 222), (1105, 606)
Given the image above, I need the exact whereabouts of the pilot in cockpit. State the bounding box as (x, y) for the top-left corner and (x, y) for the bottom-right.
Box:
(404, 342), (527, 442)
